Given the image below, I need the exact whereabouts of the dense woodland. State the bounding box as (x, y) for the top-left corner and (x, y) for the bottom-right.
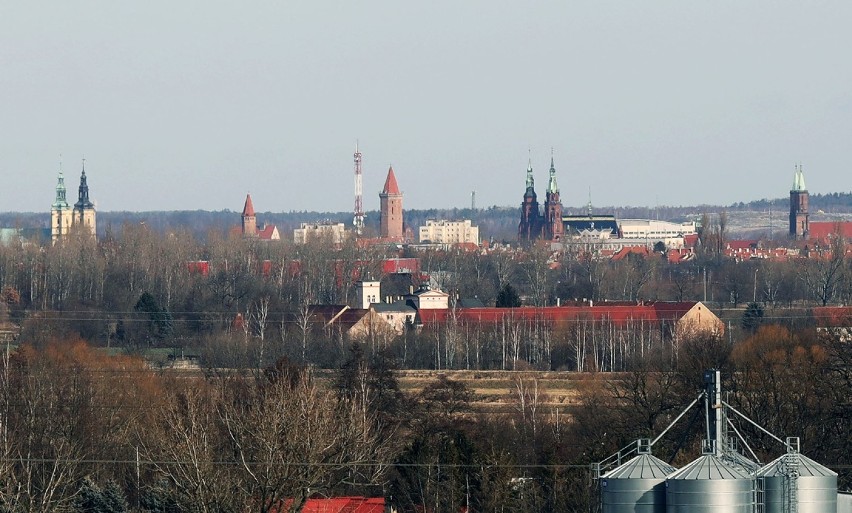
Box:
(0, 217), (850, 512)
(1, 327), (850, 512)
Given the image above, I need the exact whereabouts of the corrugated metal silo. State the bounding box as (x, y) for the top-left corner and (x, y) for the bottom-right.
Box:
(665, 454), (753, 513)
(756, 452), (838, 513)
(601, 453), (677, 513)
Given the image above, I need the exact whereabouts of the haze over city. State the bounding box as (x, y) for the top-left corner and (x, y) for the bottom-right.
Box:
(2, 2), (851, 213)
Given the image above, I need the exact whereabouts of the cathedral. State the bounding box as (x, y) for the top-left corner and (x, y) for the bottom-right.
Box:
(51, 162), (96, 241)
(518, 155), (563, 243)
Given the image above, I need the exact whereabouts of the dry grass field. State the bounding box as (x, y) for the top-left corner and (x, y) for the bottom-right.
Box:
(394, 370), (610, 415)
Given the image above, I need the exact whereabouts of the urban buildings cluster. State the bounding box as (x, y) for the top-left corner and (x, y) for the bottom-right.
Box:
(11, 154), (849, 256)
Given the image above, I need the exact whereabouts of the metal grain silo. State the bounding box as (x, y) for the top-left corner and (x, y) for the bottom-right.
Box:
(601, 453), (677, 513)
(756, 452), (838, 513)
(665, 454), (754, 513)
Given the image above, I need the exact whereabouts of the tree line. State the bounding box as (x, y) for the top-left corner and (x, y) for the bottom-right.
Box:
(0, 223), (849, 372)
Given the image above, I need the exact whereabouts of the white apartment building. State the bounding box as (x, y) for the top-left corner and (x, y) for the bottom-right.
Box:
(293, 222), (346, 245)
(618, 219), (696, 240)
(418, 219), (479, 244)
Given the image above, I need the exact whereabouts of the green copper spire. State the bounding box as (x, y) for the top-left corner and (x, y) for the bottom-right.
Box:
(792, 164), (807, 191)
(53, 167), (69, 209)
(525, 156), (534, 191)
(547, 151), (559, 194)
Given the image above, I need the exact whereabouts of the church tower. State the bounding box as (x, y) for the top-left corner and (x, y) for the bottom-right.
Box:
(241, 193), (257, 237)
(789, 164), (809, 239)
(380, 166), (403, 240)
(518, 157), (541, 242)
(543, 154), (564, 241)
(51, 166), (72, 242)
(72, 162), (97, 237)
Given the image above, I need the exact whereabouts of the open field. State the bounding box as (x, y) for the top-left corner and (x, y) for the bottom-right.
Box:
(393, 369), (604, 415)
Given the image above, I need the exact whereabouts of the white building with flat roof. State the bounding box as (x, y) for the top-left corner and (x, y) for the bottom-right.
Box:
(294, 222), (346, 245)
(618, 219), (696, 240)
(418, 219), (479, 244)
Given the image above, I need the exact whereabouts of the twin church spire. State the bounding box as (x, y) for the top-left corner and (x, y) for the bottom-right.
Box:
(519, 150), (563, 243)
(51, 159), (97, 241)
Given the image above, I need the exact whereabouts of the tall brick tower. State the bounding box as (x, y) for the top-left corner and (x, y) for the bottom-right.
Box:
(543, 154), (563, 242)
(242, 193), (257, 237)
(380, 166), (403, 240)
(789, 164), (809, 239)
(518, 158), (541, 243)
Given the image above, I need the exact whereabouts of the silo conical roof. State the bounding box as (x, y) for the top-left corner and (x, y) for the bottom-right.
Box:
(667, 454), (751, 480)
(603, 454), (677, 479)
(755, 453), (838, 478)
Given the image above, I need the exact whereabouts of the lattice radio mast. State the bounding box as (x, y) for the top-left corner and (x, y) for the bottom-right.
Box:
(353, 142), (365, 234)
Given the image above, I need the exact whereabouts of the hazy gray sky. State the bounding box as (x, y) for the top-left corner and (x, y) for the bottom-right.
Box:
(2, 1), (851, 213)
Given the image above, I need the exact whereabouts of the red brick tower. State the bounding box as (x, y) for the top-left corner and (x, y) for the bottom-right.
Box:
(518, 158), (541, 243)
(380, 166), (403, 240)
(242, 194), (257, 237)
(789, 164), (809, 239)
(544, 154), (564, 241)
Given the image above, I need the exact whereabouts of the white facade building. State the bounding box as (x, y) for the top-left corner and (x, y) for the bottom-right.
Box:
(404, 287), (450, 310)
(565, 229), (686, 254)
(618, 219), (696, 240)
(355, 280), (381, 310)
(418, 219), (479, 244)
(294, 222), (346, 245)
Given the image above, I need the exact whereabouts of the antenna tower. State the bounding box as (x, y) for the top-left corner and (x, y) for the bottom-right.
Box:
(353, 142), (364, 234)
(471, 190), (476, 210)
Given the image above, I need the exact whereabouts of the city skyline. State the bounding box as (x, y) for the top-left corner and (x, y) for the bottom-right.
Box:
(2, 2), (851, 213)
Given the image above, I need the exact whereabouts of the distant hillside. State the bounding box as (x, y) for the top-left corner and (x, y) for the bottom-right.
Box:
(729, 191), (852, 213)
(2, 191), (849, 241)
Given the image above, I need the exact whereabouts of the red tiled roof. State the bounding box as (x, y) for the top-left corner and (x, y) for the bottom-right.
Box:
(307, 305), (370, 329)
(727, 240), (758, 251)
(382, 166), (400, 195)
(272, 497), (385, 513)
(382, 258), (420, 274)
(808, 221), (852, 241)
(611, 246), (650, 261)
(258, 225), (278, 240)
(418, 302), (699, 327)
(242, 194), (255, 217)
(683, 234), (699, 248)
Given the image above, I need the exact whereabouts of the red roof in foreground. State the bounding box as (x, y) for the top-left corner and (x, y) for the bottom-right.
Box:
(418, 302), (701, 327)
(242, 194), (255, 217)
(271, 497), (384, 513)
(382, 166), (400, 195)
(812, 306), (852, 327)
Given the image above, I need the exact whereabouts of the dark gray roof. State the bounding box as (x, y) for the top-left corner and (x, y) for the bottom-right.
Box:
(372, 301), (415, 314)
